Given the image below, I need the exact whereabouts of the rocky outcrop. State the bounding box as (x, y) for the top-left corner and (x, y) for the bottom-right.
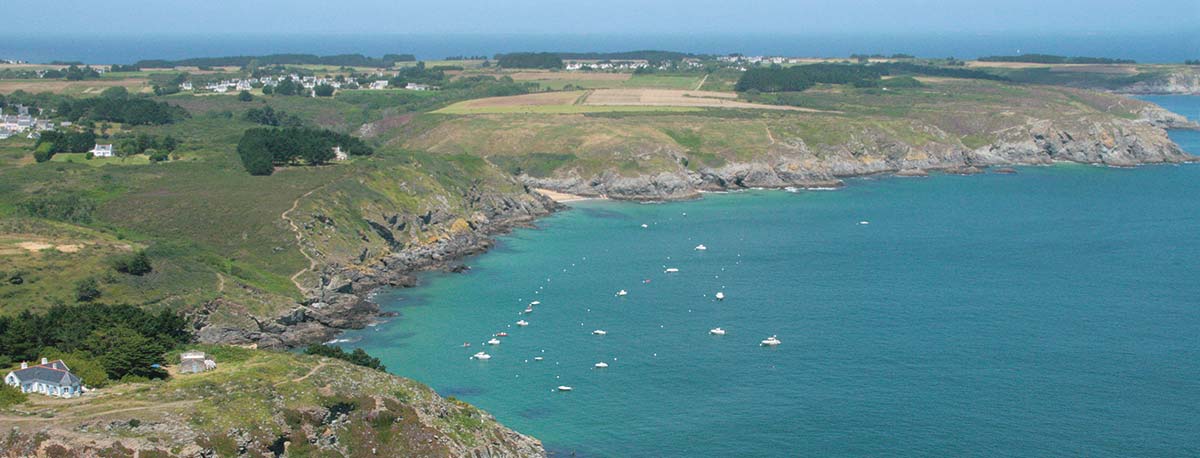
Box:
(1119, 68), (1200, 95)
(526, 111), (1195, 197)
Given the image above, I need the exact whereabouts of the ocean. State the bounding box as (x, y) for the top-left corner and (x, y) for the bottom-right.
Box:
(1, 32), (1197, 64)
(343, 96), (1200, 457)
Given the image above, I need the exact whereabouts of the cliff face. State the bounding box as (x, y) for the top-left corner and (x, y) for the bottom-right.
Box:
(192, 157), (558, 349)
(522, 107), (1196, 200)
(1120, 68), (1200, 95)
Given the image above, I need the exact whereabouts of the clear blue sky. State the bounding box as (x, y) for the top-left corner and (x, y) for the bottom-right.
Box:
(10, 0), (1198, 35)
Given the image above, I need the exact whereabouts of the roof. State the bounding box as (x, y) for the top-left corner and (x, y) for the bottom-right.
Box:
(9, 360), (81, 386)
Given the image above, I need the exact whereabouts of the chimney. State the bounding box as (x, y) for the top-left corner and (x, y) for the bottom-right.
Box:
(20, 362), (27, 369)
(41, 357), (48, 365)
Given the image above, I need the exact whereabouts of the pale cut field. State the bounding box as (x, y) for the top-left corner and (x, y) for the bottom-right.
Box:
(966, 61), (1139, 74)
(436, 88), (823, 113)
(583, 89), (817, 111)
(0, 78), (150, 95)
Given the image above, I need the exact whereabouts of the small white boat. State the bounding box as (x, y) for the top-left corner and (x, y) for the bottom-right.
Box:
(557, 386), (573, 391)
(695, 244), (707, 251)
(710, 327), (727, 336)
(594, 362), (609, 368)
(640, 224), (649, 228)
(487, 338), (501, 345)
(516, 320), (529, 326)
(664, 268), (680, 273)
(616, 290), (628, 297)
(715, 292), (725, 300)
(472, 352), (492, 360)
(859, 221), (870, 225)
(530, 301), (541, 306)
(592, 330), (607, 336)
(761, 335), (781, 346)
(533, 356), (544, 361)
(524, 307), (534, 314)
(496, 332), (508, 337)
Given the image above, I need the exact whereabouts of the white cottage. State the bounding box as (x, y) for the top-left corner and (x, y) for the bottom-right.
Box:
(5, 358), (83, 398)
(89, 144), (114, 158)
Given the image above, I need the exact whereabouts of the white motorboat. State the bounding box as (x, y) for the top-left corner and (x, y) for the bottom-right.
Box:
(594, 362), (609, 368)
(859, 221), (870, 225)
(709, 327), (727, 336)
(516, 320), (529, 326)
(761, 335), (781, 346)
(715, 292), (725, 300)
(640, 224), (649, 228)
(533, 356), (544, 361)
(616, 290), (628, 296)
(557, 386), (573, 391)
(524, 307), (534, 314)
(592, 330), (607, 336)
(664, 268), (680, 273)
(695, 244), (707, 251)
(487, 338), (501, 345)
(530, 301), (541, 306)
(472, 352), (492, 360)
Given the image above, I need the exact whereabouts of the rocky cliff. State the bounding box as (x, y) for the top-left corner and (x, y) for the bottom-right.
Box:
(1119, 68), (1200, 95)
(522, 105), (1197, 200)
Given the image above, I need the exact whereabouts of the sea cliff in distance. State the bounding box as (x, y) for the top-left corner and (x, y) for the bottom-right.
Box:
(0, 46), (1197, 456)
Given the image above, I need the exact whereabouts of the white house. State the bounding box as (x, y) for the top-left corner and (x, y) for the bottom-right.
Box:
(89, 144), (114, 158)
(405, 83), (437, 91)
(0, 128), (12, 140)
(5, 358), (83, 398)
(332, 146), (348, 161)
(369, 80), (389, 90)
(180, 81), (194, 91)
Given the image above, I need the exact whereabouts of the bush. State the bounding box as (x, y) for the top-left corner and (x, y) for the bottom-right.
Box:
(314, 84), (335, 97)
(111, 250), (153, 275)
(17, 194), (96, 223)
(147, 149), (169, 163)
(237, 91), (253, 102)
(304, 344), (386, 371)
(0, 384), (27, 408)
(75, 278), (101, 302)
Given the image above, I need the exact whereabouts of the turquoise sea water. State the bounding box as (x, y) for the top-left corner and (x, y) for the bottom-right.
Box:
(347, 97), (1200, 457)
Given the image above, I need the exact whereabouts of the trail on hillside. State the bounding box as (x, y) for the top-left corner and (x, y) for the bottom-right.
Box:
(283, 184), (332, 292)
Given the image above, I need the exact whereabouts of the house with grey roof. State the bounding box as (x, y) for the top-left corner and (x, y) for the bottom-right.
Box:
(5, 358), (83, 398)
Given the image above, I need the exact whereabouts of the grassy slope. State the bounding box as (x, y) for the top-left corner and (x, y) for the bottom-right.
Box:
(0, 91), (544, 323)
(0, 345), (538, 456)
(399, 79), (1152, 178)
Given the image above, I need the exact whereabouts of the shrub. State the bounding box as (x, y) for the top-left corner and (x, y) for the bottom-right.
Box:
(0, 384), (27, 408)
(237, 91), (253, 102)
(111, 251), (153, 275)
(75, 278), (101, 302)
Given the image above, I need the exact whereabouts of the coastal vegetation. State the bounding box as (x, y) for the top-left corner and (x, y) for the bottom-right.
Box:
(133, 53), (417, 69)
(979, 54), (1136, 64)
(497, 52), (565, 69)
(237, 127), (373, 174)
(0, 48), (1195, 456)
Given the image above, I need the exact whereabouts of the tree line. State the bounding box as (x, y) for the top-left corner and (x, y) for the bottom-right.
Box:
(736, 63), (888, 92)
(735, 62), (1005, 93)
(978, 54), (1136, 64)
(0, 303), (191, 384)
(56, 94), (189, 125)
(496, 52), (564, 69)
(237, 127), (374, 175)
(133, 53), (416, 69)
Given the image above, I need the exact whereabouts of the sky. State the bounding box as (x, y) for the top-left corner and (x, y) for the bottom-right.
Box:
(7, 0), (1198, 36)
